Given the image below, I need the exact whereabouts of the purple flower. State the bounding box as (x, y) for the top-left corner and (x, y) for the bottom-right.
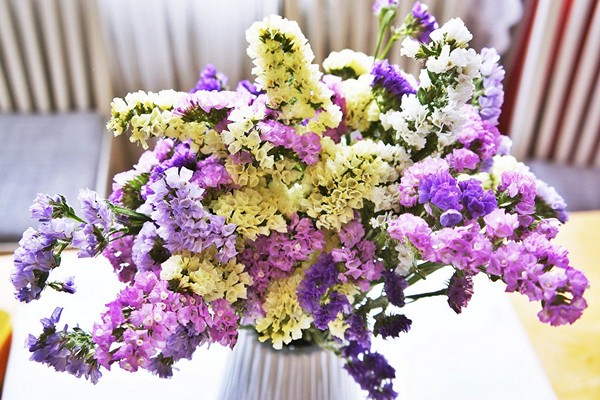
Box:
(383, 270), (407, 307)
(29, 193), (62, 222)
(484, 209), (520, 239)
(418, 172), (461, 211)
(430, 223), (492, 273)
(209, 299), (239, 348)
(71, 224), (103, 258)
(459, 179), (497, 219)
(173, 90), (250, 123)
(447, 272), (474, 313)
(28, 307), (102, 383)
(313, 292), (351, 330)
(478, 48), (505, 125)
(372, 0), (398, 16)
(332, 240), (384, 291)
(408, 2), (438, 43)
(103, 235), (137, 284)
(538, 297), (587, 326)
(236, 80), (261, 96)
(387, 214), (433, 256)
(371, 59), (416, 111)
(190, 64), (228, 92)
(536, 179), (568, 223)
(499, 171), (537, 215)
(440, 209), (463, 227)
(242, 215), (324, 298)
(339, 218), (365, 248)
(11, 228), (58, 302)
(374, 314), (412, 338)
(143, 167), (237, 261)
(446, 148), (480, 172)
(78, 188), (113, 230)
(297, 252), (349, 329)
(344, 349), (396, 400)
(456, 107), (501, 163)
(399, 158), (449, 207)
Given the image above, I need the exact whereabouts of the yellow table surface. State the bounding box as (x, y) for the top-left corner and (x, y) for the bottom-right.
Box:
(511, 210), (600, 399)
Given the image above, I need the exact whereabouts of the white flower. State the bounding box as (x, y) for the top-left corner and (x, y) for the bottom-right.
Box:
(400, 37), (420, 58)
(419, 69), (432, 89)
(426, 45), (452, 74)
(430, 18), (472, 46)
(322, 49), (373, 76)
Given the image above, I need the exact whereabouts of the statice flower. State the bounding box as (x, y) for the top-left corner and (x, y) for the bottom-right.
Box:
(374, 314), (412, 339)
(28, 308), (101, 383)
(536, 179), (568, 223)
(459, 179), (497, 219)
(241, 214), (325, 297)
(131, 222), (168, 273)
(447, 272), (474, 313)
(404, 1), (438, 43)
(373, 0), (398, 16)
(297, 253), (352, 330)
(383, 270), (408, 307)
(93, 272), (181, 372)
(103, 235), (137, 283)
(143, 167), (237, 261)
(190, 64), (228, 92)
(344, 347), (397, 400)
(456, 106), (501, 162)
(371, 59), (416, 111)
(418, 171), (461, 211)
(29, 193), (62, 222)
(11, 228), (57, 302)
(477, 48), (505, 125)
(498, 171), (537, 215)
(11, 6), (591, 400)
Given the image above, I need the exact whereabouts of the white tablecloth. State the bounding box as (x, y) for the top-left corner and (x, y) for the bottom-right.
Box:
(1, 251), (556, 399)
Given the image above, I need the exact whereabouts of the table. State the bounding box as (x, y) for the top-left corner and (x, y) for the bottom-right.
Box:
(6, 209), (597, 399)
(511, 210), (600, 399)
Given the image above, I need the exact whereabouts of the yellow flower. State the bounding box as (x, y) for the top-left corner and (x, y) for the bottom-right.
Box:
(301, 138), (401, 231)
(161, 253), (252, 304)
(255, 270), (313, 350)
(323, 49), (374, 77)
(211, 187), (287, 240)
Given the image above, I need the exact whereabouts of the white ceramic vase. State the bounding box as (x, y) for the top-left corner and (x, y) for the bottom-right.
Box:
(219, 330), (361, 400)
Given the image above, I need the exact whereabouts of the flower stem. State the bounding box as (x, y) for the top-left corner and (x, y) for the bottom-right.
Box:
(406, 288), (447, 301)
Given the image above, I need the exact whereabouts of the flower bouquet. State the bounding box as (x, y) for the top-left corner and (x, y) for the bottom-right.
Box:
(11, 1), (589, 399)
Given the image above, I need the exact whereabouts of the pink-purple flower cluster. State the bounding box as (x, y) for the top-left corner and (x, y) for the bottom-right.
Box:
(258, 120), (322, 165)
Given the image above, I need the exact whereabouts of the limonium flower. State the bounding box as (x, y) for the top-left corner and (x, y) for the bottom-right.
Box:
(12, 4), (590, 400)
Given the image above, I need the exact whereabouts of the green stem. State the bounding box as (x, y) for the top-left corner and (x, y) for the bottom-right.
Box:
(407, 262), (447, 285)
(406, 288), (447, 301)
(378, 31), (404, 60)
